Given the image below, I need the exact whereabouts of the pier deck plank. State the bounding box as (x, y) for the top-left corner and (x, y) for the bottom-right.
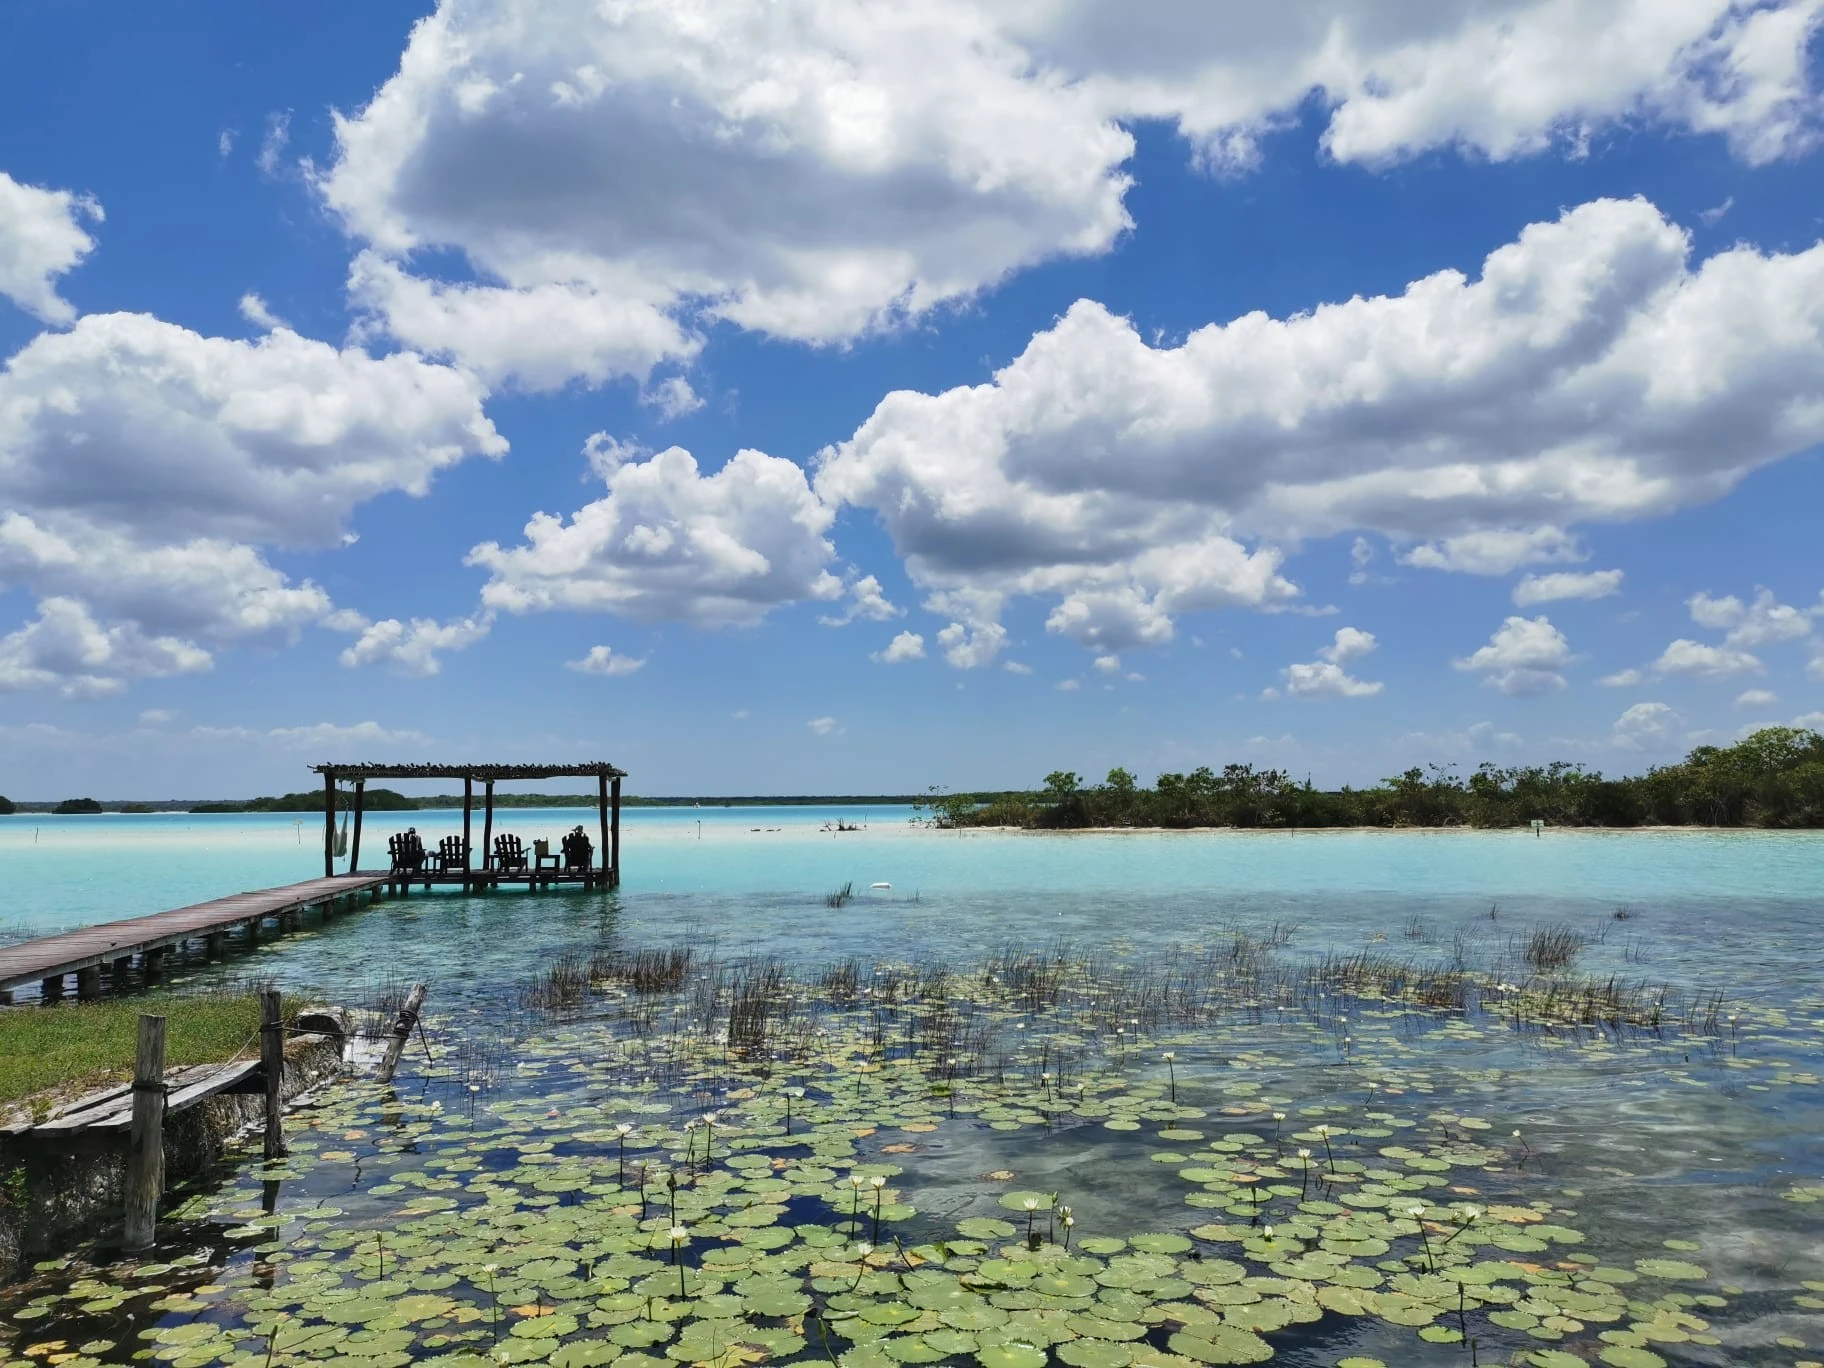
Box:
(0, 873), (390, 994)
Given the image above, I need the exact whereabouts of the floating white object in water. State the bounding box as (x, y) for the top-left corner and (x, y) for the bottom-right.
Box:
(871, 881), (891, 890)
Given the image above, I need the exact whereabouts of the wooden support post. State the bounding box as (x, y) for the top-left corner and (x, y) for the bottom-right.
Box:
(143, 947), (166, 977)
(123, 1013), (167, 1251)
(77, 965), (102, 997)
(376, 983), (428, 1084)
(42, 974), (63, 1000)
(207, 932), (225, 959)
(112, 955), (132, 980)
(261, 989), (286, 1159)
(350, 780), (365, 873)
(245, 918), (261, 943)
(323, 772), (336, 879)
(481, 780), (495, 881)
(610, 776), (621, 887)
(605, 777), (620, 893)
(462, 777), (473, 891)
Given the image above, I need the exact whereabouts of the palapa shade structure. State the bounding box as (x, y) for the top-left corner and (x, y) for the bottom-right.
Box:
(311, 762), (626, 889)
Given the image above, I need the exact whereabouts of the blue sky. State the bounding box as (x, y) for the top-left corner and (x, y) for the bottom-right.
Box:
(2, 0), (1822, 800)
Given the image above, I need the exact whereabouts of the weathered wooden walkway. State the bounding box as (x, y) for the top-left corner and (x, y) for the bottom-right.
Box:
(0, 1058), (267, 1138)
(0, 873), (390, 999)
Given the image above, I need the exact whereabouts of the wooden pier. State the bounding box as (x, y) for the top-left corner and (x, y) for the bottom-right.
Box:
(314, 760), (625, 891)
(0, 874), (389, 1001)
(0, 758), (627, 1004)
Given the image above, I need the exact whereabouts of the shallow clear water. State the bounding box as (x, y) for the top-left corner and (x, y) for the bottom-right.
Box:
(2, 814), (1822, 1368)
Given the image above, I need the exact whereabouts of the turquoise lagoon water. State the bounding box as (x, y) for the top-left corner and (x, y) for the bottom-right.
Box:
(3, 814), (1823, 1367)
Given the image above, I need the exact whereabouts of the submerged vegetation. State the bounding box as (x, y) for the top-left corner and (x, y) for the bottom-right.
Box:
(3, 911), (1811, 1368)
(919, 727), (1824, 831)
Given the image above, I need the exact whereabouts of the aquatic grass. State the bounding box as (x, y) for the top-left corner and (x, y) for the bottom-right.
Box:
(1522, 922), (1586, 972)
(1, 921), (1791, 1368)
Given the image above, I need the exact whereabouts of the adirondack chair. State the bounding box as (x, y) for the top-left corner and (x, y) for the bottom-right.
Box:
(494, 833), (529, 872)
(434, 835), (467, 873)
(388, 829), (426, 874)
(561, 826), (595, 873)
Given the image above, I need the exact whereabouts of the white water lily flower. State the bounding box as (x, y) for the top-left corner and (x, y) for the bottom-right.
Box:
(1297, 1148), (1311, 1160)
(669, 1226), (688, 1243)
(871, 1175), (887, 1189)
(615, 1123), (635, 1136)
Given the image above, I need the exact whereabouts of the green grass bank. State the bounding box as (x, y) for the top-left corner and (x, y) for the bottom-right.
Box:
(0, 992), (265, 1108)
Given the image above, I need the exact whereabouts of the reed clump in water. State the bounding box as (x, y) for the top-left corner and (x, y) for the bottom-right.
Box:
(1523, 923), (1585, 972)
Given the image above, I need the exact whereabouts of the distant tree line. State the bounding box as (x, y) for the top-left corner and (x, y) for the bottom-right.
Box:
(189, 789), (420, 814)
(916, 727), (1824, 831)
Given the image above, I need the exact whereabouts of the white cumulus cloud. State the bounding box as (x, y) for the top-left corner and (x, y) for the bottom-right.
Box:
(1611, 700), (1680, 751)
(348, 251), (699, 391)
(820, 574), (901, 627)
(1454, 615), (1572, 695)
(1281, 627), (1383, 698)
(1513, 569), (1625, 606)
(0, 597), (211, 699)
(0, 312), (505, 548)
(1651, 637), (1764, 680)
(807, 715), (840, 736)
(238, 292), (287, 331)
(319, 0), (1134, 364)
(1403, 527), (1585, 576)
(315, 0), (1823, 396)
(0, 171), (102, 324)
(337, 612), (493, 677)
(567, 644), (648, 677)
(469, 442), (840, 627)
(1735, 688), (1779, 708)
(819, 198), (1824, 659)
(0, 312), (501, 693)
(1687, 587), (1813, 647)
(872, 631), (926, 664)
(641, 376), (706, 421)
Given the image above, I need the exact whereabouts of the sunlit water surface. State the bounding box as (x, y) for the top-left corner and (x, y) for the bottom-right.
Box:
(2, 810), (1821, 1368)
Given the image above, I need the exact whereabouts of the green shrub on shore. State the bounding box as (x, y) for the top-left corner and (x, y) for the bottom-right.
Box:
(0, 795), (14, 815)
(921, 726), (1824, 831)
(0, 992), (267, 1107)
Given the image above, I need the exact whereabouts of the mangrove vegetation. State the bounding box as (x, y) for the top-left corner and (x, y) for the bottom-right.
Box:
(919, 726), (1824, 830)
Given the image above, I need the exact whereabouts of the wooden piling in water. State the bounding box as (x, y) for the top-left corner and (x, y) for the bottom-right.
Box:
(123, 1013), (167, 1250)
(261, 989), (286, 1160)
(376, 983), (428, 1084)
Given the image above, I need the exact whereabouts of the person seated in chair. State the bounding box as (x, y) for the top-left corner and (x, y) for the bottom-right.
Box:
(562, 825), (595, 871)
